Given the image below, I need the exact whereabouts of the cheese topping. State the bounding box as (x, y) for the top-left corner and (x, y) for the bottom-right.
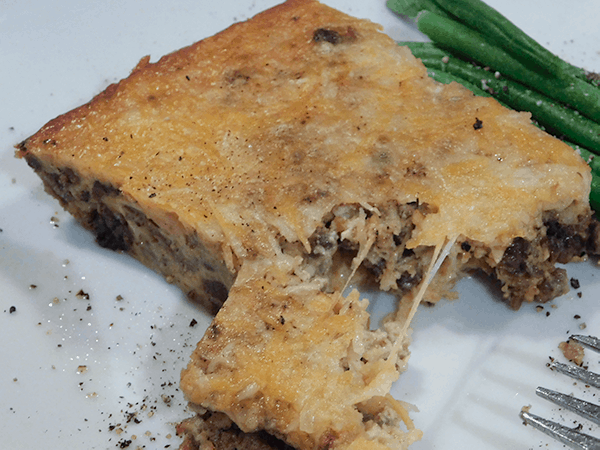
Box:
(25, 0), (590, 270)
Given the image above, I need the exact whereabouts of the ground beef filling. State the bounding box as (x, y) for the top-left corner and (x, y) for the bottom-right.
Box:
(495, 212), (600, 309)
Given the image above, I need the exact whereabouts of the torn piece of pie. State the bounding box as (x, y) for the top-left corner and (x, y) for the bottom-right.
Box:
(180, 259), (421, 450)
(16, 0), (600, 448)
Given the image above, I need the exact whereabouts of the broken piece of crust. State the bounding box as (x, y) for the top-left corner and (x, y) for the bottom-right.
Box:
(180, 260), (421, 450)
(16, 0), (600, 448)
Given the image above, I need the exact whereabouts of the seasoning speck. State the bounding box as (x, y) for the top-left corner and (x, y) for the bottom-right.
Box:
(473, 118), (483, 130)
(77, 365), (88, 374)
(570, 278), (581, 289)
(118, 439), (132, 448)
(76, 289), (90, 300)
(189, 318), (198, 327)
(9, 306), (16, 314)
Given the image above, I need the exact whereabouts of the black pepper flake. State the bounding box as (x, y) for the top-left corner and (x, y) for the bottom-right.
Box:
(574, 314), (581, 319)
(473, 118), (483, 130)
(9, 306), (16, 314)
(189, 318), (198, 327)
(570, 278), (581, 289)
(149, 193), (157, 198)
(102, 137), (109, 142)
(118, 439), (132, 448)
(546, 311), (551, 317)
(280, 315), (286, 325)
(76, 289), (90, 300)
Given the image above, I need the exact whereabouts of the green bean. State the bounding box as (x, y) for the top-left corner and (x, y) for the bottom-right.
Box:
(388, 0), (589, 82)
(428, 0), (565, 78)
(590, 176), (600, 214)
(386, 0), (448, 20)
(409, 16), (600, 123)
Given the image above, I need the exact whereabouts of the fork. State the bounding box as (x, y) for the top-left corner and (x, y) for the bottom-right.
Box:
(520, 335), (600, 450)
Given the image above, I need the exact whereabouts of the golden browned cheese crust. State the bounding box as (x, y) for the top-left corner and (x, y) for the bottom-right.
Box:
(16, 0), (598, 449)
(19, 0), (591, 266)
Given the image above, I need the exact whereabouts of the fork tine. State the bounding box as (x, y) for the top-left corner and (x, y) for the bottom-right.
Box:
(571, 335), (600, 353)
(520, 410), (600, 450)
(536, 386), (600, 426)
(549, 361), (600, 389)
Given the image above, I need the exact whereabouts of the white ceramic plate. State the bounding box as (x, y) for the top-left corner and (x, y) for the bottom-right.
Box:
(2, 1), (600, 449)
